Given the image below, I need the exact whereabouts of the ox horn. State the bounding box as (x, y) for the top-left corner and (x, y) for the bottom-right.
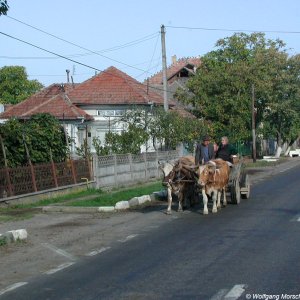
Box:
(207, 160), (217, 170)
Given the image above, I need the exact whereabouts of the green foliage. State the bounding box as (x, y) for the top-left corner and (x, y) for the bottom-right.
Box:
(0, 0), (8, 16)
(66, 181), (163, 207)
(118, 107), (207, 152)
(262, 54), (300, 146)
(175, 32), (300, 146)
(75, 138), (92, 160)
(0, 118), (26, 166)
(0, 113), (68, 167)
(0, 66), (43, 104)
(26, 114), (68, 163)
(149, 107), (207, 150)
(105, 124), (149, 154)
(92, 137), (110, 156)
(0, 237), (7, 246)
(74, 107), (205, 158)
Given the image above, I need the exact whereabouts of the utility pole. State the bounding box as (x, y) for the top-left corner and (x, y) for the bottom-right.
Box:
(161, 24), (168, 112)
(252, 84), (257, 163)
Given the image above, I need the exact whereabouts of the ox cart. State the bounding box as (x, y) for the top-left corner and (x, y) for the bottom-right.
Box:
(228, 160), (250, 204)
(159, 157), (250, 214)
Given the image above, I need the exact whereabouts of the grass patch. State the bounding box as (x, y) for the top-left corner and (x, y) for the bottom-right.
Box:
(5, 188), (104, 210)
(0, 237), (7, 246)
(66, 181), (164, 207)
(0, 181), (165, 218)
(245, 157), (288, 168)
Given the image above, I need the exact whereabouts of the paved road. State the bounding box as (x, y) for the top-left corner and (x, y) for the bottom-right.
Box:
(1, 162), (299, 300)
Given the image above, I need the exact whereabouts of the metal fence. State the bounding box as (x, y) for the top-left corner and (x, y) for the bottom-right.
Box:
(0, 159), (91, 199)
(93, 150), (180, 189)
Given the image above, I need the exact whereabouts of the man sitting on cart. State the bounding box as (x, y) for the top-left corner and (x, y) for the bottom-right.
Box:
(215, 136), (237, 163)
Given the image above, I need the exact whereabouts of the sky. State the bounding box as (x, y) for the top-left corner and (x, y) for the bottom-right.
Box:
(1, 0), (300, 87)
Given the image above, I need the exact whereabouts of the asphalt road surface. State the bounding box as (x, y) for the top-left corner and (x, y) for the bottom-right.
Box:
(1, 165), (300, 300)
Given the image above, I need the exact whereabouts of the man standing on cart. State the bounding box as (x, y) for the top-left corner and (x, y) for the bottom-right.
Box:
(195, 135), (215, 165)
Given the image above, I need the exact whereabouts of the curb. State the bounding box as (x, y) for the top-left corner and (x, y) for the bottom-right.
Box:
(0, 229), (28, 245)
(41, 193), (157, 214)
(42, 206), (115, 213)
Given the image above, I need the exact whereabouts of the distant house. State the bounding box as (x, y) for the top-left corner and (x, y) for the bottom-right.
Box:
(66, 66), (172, 152)
(146, 56), (201, 105)
(1, 66), (190, 154)
(0, 83), (93, 153)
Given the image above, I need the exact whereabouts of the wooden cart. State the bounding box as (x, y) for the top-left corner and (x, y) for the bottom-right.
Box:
(228, 160), (251, 204)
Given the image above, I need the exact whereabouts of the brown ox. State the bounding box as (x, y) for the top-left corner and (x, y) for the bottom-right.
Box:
(159, 156), (197, 214)
(196, 159), (231, 215)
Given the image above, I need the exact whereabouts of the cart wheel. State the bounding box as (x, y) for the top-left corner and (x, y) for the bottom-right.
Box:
(230, 179), (241, 204)
(240, 173), (250, 199)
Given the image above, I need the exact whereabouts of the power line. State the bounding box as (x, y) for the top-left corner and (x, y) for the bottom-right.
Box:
(166, 25), (300, 34)
(137, 34), (160, 79)
(3, 16), (165, 91)
(7, 15), (158, 52)
(5, 15), (159, 71)
(0, 31), (167, 94)
(0, 31), (102, 73)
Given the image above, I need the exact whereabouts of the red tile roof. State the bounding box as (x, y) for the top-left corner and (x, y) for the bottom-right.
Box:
(0, 84), (93, 121)
(147, 57), (201, 85)
(0, 67), (197, 121)
(68, 66), (168, 106)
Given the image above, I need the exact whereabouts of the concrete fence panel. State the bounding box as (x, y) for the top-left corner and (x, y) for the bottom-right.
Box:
(93, 150), (180, 189)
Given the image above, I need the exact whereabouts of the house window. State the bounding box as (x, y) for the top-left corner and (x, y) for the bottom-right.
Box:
(97, 110), (125, 117)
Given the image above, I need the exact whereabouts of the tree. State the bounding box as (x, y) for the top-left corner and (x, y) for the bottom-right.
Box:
(0, 66), (43, 104)
(75, 107), (207, 158)
(262, 54), (300, 156)
(25, 114), (68, 163)
(0, 118), (25, 167)
(175, 32), (297, 148)
(120, 107), (207, 152)
(0, 0), (8, 16)
(104, 125), (149, 155)
(0, 113), (68, 167)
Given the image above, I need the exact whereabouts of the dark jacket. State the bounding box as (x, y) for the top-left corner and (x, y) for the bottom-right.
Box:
(216, 144), (237, 163)
(195, 143), (215, 165)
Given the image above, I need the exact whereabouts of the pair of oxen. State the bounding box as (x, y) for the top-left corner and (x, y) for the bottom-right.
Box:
(159, 156), (231, 215)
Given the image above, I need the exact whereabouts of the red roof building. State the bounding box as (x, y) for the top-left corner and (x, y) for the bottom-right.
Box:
(69, 66), (166, 106)
(146, 56), (201, 108)
(0, 83), (91, 121)
(147, 56), (201, 85)
(0, 66), (195, 153)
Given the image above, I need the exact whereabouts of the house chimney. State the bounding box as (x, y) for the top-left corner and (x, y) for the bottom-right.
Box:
(171, 55), (177, 64)
(71, 76), (75, 88)
(66, 69), (70, 83)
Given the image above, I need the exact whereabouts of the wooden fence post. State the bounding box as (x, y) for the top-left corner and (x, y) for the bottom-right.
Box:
(0, 134), (13, 196)
(86, 157), (92, 180)
(70, 159), (77, 184)
(49, 150), (58, 188)
(29, 163), (37, 192)
(22, 133), (37, 192)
